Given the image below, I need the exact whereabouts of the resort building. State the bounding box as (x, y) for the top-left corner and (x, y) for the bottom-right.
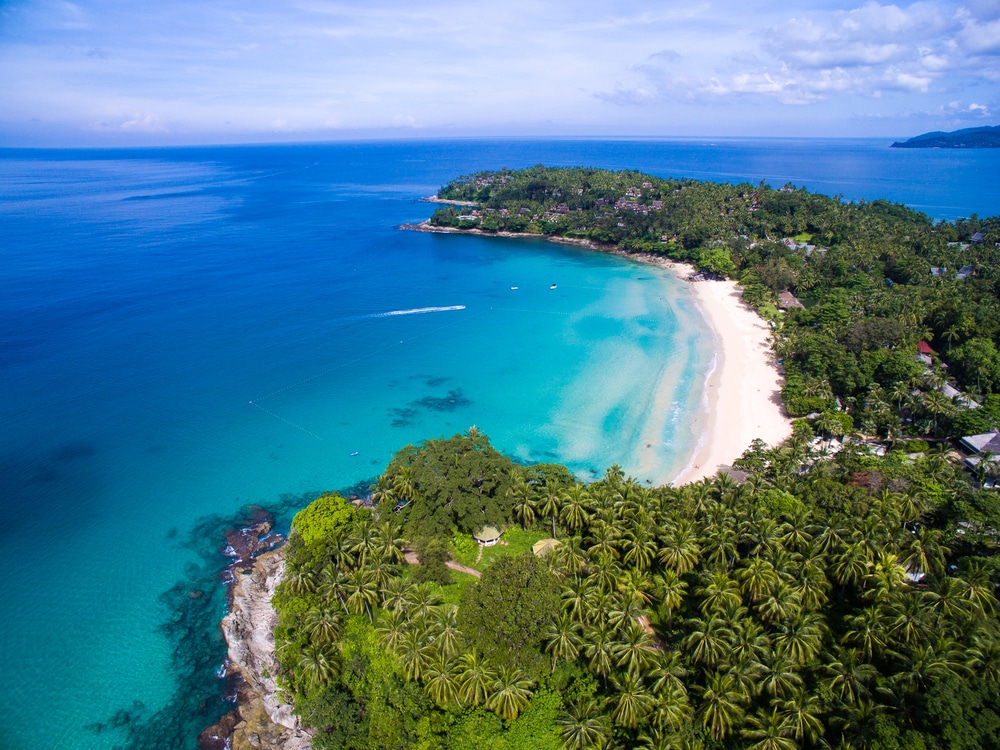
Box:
(473, 526), (502, 547)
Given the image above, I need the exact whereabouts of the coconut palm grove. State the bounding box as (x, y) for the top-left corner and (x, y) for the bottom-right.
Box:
(271, 168), (1000, 749)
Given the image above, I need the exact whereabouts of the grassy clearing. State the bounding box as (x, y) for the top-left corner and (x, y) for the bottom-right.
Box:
(449, 526), (550, 570)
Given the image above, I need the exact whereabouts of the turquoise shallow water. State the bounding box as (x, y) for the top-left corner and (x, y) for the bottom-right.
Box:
(1, 139), (997, 749)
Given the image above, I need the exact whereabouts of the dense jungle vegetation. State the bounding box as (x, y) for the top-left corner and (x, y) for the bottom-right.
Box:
(269, 168), (1000, 749)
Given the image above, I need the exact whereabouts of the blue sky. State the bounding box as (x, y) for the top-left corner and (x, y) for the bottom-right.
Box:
(0, 0), (997, 145)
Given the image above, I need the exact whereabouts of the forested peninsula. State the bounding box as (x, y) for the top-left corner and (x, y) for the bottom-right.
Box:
(891, 126), (1000, 149)
(223, 167), (1000, 750)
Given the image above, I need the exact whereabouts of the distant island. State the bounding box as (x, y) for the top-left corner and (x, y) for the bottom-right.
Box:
(891, 125), (1000, 148)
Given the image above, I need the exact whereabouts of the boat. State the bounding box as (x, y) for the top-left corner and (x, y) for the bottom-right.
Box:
(550, 283), (557, 289)
(350, 451), (359, 456)
(510, 286), (518, 290)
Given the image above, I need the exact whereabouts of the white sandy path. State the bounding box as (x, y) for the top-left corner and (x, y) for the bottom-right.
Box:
(658, 262), (793, 485)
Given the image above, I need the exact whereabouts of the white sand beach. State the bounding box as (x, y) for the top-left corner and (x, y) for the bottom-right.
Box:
(660, 262), (792, 484)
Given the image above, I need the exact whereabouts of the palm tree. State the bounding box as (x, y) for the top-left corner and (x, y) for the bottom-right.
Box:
(823, 647), (878, 705)
(614, 620), (658, 678)
(778, 689), (824, 745)
(698, 671), (745, 741)
(510, 479), (536, 530)
(348, 514), (379, 565)
(380, 575), (414, 613)
(653, 569), (687, 625)
(298, 643), (338, 690)
(344, 566), (379, 621)
(457, 651), (495, 707)
(738, 557), (779, 603)
(368, 473), (396, 507)
(405, 581), (441, 619)
(843, 606), (891, 661)
(729, 618), (771, 669)
(830, 539), (873, 588)
(284, 567), (317, 597)
(544, 613), (583, 672)
(423, 653), (461, 707)
(774, 612), (826, 666)
(374, 608), (408, 651)
(539, 490), (561, 539)
(302, 605), (342, 646)
(587, 522), (621, 563)
(622, 523), (659, 571)
(555, 536), (589, 577)
(558, 698), (611, 750)
(756, 653), (804, 699)
(920, 389), (952, 435)
(684, 616), (733, 668)
(487, 665), (533, 720)
(373, 520), (406, 563)
(698, 569), (743, 617)
(398, 628), (432, 682)
(319, 563), (351, 615)
(610, 672), (655, 729)
(559, 484), (593, 533)
(741, 708), (797, 750)
(583, 621), (617, 683)
(659, 523), (701, 574)
(392, 465), (415, 507)
(428, 604), (461, 658)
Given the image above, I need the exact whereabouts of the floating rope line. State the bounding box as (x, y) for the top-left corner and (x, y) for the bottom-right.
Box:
(249, 401), (325, 441)
(486, 306), (572, 316)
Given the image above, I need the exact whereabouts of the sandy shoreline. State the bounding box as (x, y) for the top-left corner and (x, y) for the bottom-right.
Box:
(403, 221), (792, 485)
(649, 260), (792, 484)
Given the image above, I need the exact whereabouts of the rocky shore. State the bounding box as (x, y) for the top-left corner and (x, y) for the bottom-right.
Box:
(200, 523), (309, 750)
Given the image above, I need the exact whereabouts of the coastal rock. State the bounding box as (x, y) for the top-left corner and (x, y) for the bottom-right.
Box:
(221, 546), (312, 750)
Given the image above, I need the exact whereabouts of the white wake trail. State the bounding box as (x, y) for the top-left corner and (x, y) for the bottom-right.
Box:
(365, 305), (466, 318)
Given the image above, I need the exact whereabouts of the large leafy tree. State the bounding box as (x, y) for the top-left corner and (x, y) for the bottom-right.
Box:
(458, 551), (562, 676)
(383, 433), (516, 539)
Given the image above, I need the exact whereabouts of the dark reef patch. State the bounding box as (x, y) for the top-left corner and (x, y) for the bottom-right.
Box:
(89, 488), (352, 750)
(388, 387), (472, 427)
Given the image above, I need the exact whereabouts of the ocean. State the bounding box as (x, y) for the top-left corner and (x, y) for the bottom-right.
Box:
(1, 138), (997, 749)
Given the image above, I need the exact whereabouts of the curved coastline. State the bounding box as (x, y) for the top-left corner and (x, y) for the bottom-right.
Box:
(403, 219), (793, 483)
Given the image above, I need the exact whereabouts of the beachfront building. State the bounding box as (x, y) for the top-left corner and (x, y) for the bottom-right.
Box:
(473, 526), (502, 547)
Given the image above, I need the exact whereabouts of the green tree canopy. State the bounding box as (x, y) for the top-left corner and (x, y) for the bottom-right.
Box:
(458, 551), (562, 676)
(385, 433), (517, 539)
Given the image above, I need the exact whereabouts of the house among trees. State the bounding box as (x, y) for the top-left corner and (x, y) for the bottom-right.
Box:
(971, 231), (986, 244)
(472, 525), (502, 547)
(960, 430), (1000, 475)
(777, 290), (805, 310)
(917, 340), (935, 365)
(957, 265), (976, 280)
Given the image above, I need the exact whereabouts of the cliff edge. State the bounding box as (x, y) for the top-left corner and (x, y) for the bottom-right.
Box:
(201, 546), (311, 750)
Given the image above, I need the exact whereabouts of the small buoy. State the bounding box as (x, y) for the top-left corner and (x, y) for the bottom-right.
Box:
(351, 451), (359, 456)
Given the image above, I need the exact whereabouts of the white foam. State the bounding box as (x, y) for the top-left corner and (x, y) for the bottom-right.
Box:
(366, 305), (466, 318)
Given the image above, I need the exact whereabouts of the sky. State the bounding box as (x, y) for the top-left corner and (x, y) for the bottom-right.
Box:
(0, 0), (997, 146)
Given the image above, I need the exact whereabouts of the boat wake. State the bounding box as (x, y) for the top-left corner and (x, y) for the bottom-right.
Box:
(364, 305), (466, 318)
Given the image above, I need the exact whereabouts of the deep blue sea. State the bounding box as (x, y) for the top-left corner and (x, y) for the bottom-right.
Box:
(1, 138), (998, 750)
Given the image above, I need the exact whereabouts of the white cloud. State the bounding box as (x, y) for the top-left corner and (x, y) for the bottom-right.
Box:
(0, 0), (996, 143)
